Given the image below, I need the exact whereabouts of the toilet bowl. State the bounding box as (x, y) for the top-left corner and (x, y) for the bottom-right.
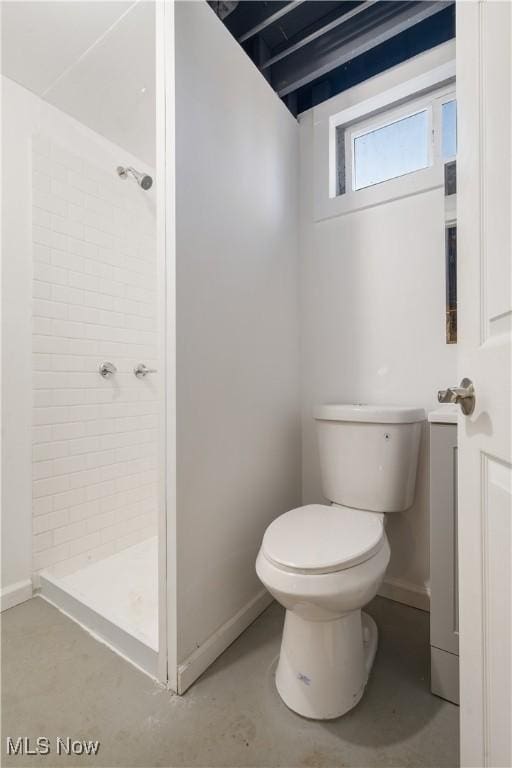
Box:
(256, 404), (424, 720)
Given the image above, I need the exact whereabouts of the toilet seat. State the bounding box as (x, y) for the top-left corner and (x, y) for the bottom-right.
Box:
(262, 504), (385, 574)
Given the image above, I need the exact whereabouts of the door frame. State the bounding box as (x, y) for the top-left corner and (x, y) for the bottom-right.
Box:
(156, 0), (177, 691)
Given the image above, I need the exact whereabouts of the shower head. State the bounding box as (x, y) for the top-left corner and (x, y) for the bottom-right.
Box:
(117, 165), (153, 190)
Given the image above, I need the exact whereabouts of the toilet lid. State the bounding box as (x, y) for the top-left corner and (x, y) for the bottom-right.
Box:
(262, 504), (385, 574)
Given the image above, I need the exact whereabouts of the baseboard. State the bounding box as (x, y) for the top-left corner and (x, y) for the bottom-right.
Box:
(178, 589), (273, 694)
(1, 579), (33, 612)
(39, 573), (158, 679)
(378, 576), (430, 612)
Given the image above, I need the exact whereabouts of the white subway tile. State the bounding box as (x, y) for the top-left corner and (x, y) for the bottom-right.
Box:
(33, 509), (69, 534)
(33, 475), (69, 498)
(33, 244), (51, 264)
(33, 390), (55, 408)
(33, 441), (69, 462)
(85, 419), (116, 436)
(33, 353), (52, 371)
(68, 500), (100, 523)
(53, 422), (86, 441)
(68, 237), (98, 260)
(33, 406), (69, 426)
(33, 531), (54, 553)
(85, 479), (116, 501)
(52, 454), (87, 477)
(34, 262), (68, 286)
(51, 179), (84, 206)
(33, 496), (53, 516)
(33, 298), (68, 320)
(51, 284), (84, 305)
(33, 281), (52, 299)
(53, 390), (86, 407)
(51, 355), (85, 372)
(33, 153), (67, 183)
(84, 226), (114, 250)
(67, 468), (102, 491)
(32, 316), (54, 336)
(52, 319), (84, 339)
(51, 248), (85, 274)
(33, 459), (54, 480)
(68, 271), (100, 292)
(86, 510), (117, 533)
(51, 215), (84, 241)
(33, 335), (70, 355)
(33, 189), (67, 217)
(68, 404), (100, 422)
(53, 521), (87, 545)
(33, 543), (70, 570)
(33, 426), (53, 445)
(67, 532), (101, 557)
(68, 170), (98, 195)
(33, 207), (52, 229)
(53, 487), (86, 511)
(51, 144), (83, 173)
(34, 371), (68, 389)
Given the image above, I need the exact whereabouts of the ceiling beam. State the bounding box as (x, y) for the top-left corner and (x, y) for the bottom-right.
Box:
(237, 1), (307, 44)
(260, 1), (379, 71)
(273, 1), (454, 97)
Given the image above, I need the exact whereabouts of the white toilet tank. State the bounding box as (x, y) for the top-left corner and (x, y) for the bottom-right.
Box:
(314, 404), (425, 513)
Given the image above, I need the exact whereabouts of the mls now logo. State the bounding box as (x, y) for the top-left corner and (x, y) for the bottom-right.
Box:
(6, 737), (100, 756)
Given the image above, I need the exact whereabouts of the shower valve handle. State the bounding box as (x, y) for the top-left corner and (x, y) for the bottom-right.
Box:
(99, 361), (117, 378)
(134, 363), (157, 379)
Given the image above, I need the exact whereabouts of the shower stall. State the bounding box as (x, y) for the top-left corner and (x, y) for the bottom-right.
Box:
(1, 0), (167, 679)
(2, 0), (301, 693)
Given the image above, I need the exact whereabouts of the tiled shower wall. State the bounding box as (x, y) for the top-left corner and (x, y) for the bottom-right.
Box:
(31, 135), (158, 579)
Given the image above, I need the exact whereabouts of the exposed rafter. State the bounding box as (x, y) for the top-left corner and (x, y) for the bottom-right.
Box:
(237, 1), (307, 43)
(214, 0), (456, 115)
(274, 1), (454, 97)
(259, 1), (379, 71)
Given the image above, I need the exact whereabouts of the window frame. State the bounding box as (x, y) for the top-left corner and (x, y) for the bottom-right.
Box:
(334, 83), (454, 207)
(311, 45), (456, 222)
(348, 102), (434, 193)
(441, 96), (457, 163)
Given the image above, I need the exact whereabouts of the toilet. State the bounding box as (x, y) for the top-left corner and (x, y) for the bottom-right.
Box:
(256, 404), (425, 720)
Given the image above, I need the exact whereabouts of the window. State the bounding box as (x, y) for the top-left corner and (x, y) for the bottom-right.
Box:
(445, 224), (457, 344)
(443, 99), (457, 343)
(352, 110), (430, 191)
(333, 85), (455, 208)
(442, 99), (457, 160)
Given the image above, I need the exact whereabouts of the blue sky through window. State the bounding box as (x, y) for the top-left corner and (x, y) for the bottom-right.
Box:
(442, 100), (457, 159)
(353, 110), (429, 190)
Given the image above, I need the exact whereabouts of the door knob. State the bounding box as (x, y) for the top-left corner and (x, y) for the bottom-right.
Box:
(134, 363), (157, 379)
(438, 377), (475, 415)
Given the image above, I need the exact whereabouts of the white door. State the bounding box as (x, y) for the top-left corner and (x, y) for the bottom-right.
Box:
(456, 2), (512, 766)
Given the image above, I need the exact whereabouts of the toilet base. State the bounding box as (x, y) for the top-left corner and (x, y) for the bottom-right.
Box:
(275, 609), (378, 720)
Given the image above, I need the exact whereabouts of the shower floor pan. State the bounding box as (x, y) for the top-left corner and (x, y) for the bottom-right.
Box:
(39, 537), (158, 678)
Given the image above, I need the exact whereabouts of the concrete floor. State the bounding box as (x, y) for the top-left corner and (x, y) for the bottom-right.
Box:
(1, 596), (459, 768)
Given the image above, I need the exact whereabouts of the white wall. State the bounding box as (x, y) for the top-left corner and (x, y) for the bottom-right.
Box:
(2, 1), (156, 166)
(2, 76), (158, 598)
(1, 77), (34, 609)
(299, 59), (457, 607)
(175, 1), (301, 677)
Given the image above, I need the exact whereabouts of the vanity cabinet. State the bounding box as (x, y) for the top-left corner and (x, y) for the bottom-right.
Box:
(429, 408), (459, 705)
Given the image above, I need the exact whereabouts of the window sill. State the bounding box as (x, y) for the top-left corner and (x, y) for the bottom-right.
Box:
(314, 166), (444, 222)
